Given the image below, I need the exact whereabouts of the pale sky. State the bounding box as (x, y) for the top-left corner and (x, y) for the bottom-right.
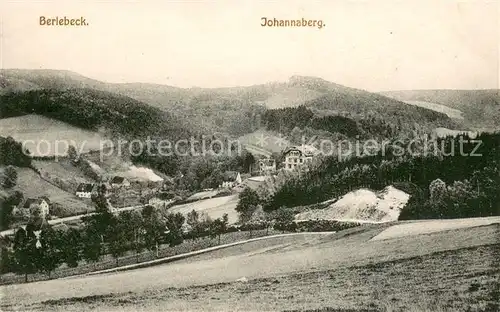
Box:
(1, 0), (499, 91)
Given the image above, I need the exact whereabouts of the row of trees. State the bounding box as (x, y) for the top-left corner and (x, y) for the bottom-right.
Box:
(399, 167), (500, 220)
(1, 224), (82, 281)
(0, 136), (32, 168)
(1, 189), (234, 282)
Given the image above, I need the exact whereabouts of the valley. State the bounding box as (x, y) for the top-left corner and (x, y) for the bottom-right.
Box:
(0, 69), (499, 312)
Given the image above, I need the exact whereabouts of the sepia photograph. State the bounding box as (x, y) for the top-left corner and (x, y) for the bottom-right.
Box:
(0, 0), (499, 311)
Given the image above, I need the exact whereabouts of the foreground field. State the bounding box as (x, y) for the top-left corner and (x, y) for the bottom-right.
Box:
(1, 217), (499, 311)
(0, 229), (279, 285)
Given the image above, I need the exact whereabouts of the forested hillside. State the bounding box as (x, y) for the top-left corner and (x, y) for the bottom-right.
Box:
(262, 104), (455, 141)
(0, 89), (192, 140)
(263, 132), (500, 219)
(382, 89), (500, 130)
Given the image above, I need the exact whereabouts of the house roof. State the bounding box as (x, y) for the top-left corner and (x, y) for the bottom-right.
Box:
(52, 223), (70, 232)
(39, 196), (50, 203)
(223, 171), (240, 181)
(283, 145), (318, 156)
(23, 198), (48, 209)
(110, 176), (125, 184)
(76, 183), (94, 192)
(258, 158), (276, 166)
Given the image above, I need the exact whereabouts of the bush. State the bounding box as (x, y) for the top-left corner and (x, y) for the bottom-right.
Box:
(295, 220), (361, 232)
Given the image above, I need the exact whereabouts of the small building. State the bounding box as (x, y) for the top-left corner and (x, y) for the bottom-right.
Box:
(75, 183), (95, 199)
(220, 171), (242, 189)
(283, 145), (317, 171)
(110, 176), (130, 188)
(22, 197), (50, 217)
(257, 158), (277, 174)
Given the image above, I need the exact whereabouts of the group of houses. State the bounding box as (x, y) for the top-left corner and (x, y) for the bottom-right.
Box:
(249, 144), (318, 175)
(72, 146), (317, 204)
(12, 175), (132, 220)
(9, 146), (318, 227)
(21, 196), (51, 217)
(75, 176), (131, 199)
(217, 144), (318, 189)
(282, 145), (316, 171)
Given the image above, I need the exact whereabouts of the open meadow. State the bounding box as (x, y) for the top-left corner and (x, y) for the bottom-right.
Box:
(167, 194), (240, 224)
(0, 115), (105, 157)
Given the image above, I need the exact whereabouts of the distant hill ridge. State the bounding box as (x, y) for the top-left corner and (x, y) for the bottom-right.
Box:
(1, 69), (459, 138)
(381, 89), (500, 130)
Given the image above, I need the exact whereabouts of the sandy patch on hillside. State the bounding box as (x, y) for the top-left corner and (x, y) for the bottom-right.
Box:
(122, 166), (163, 182)
(295, 186), (410, 223)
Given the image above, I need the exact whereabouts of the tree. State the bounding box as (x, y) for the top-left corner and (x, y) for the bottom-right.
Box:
(186, 209), (200, 239)
(3, 165), (18, 188)
(0, 136), (32, 167)
(108, 218), (129, 267)
(273, 207), (295, 233)
(91, 191), (110, 214)
(0, 247), (13, 274)
(235, 187), (260, 224)
(119, 210), (144, 263)
(164, 212), (185, 247)
(290, 126), (302, 145)
(142, 205), (164, 256)
(429, 178), (447, 201)
(82, 223), (103, 267)
(210, 213), (229, 244)
(38, 225), (63, 278)
(12, 227), (38, 282)
(249, 206), (272, 235)
(0, 191), (23, 230)
(61, 228), (82, 268)
(67, 145), (79, 164)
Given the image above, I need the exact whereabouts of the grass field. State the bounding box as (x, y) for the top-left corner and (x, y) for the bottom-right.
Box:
(32, 159), (94, 191)
(0, 115), (105, 157)
(33, 159), (91, 181)
(167, 194), (240, 224)
(0, 229), (280, 286)
(185, 190), (220, 201)
(238, 129), (291, 155)
(402, 100), (465, 120)
(1, 217), (499, 311)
